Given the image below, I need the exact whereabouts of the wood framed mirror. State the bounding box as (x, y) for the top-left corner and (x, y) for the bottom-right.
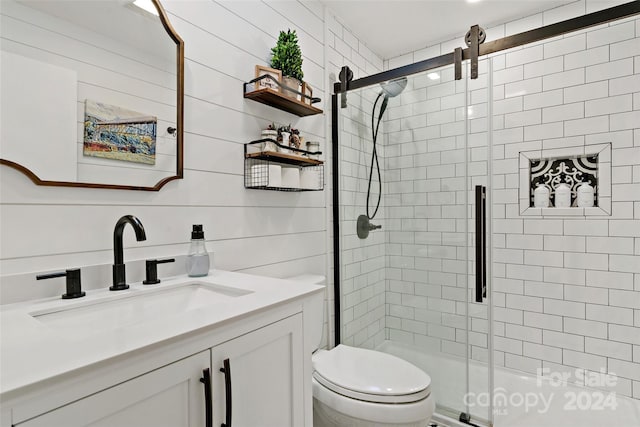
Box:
(0, 0), (184, 191)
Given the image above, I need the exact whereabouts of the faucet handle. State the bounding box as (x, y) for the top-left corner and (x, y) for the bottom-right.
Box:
(143, 258), (176, 285)
(37, 268), (85, 299)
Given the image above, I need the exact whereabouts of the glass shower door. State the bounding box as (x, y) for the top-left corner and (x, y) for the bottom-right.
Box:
(336, 61), (492, 425)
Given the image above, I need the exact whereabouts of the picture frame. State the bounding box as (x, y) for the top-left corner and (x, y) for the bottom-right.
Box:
(303, 82), (313, 105)
(255, 65), (282, 91)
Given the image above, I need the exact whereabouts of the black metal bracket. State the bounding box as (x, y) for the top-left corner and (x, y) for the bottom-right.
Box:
(468, 25), (482, 79)
(454, 47), (463, 80)
(338, 66), (353, 108)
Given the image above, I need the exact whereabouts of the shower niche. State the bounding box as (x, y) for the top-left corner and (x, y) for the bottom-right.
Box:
(519, 143), (612, 216)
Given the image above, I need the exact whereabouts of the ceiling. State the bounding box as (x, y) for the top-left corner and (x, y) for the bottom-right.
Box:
(321, 0), (576, 59)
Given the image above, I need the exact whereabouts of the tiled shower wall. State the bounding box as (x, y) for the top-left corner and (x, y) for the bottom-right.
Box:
(326, 11), (386, 349)
(382, 2), (640, 399)
(337, 85), (387, 349)
(489, 15), (640, 399)
(382, 66), (491, 358)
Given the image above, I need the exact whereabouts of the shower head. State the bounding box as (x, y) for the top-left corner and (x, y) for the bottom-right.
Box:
(379, 77), (408, 98)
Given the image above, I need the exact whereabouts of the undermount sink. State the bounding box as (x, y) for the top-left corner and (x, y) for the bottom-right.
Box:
(29, 282), (253, 334)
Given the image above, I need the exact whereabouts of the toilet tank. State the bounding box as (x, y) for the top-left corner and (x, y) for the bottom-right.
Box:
(286, 274), (326, 351)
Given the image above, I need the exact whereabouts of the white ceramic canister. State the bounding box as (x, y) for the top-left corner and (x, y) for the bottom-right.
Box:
(554, 183), (571, 208)
(280, 132), (291, 154)
(306, 141), (320, 159)
(533, 185), (550, 208)
(577, 183), (595, 207)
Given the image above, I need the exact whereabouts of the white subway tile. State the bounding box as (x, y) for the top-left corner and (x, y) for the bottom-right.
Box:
(565, 84), (608, 108)
(524, 89), (564, 110)
(585, 94), (633, 117)
(506, 45), (544, 68)
(610, 289), (640, 309)
(565, 252), (608, 271)
(543, 68), (586, 91)
(586, 21), (635, 48)
(608, 358), (640, 381)
(505, 77), (542, 99)
(609, 220), (640, 237)
(507, 294), (544, 312)
(507, 234), (543, 250)
(611, 111), (640, 132)
(544, 330), (585, 351)
(563, 349), (607, 372)
(611, 38), (640, 61)
(542, 102), (584, 123)
(564, 317), (608, 339)
(544, 235), (586, 252)
(610, 75), (640, 96)
(524, 342), (563, 363)
(586, 58), (634, 83)
(545, 298), (586, 319)
(564, 220), (608, 236)
(564, 284), (608, 304)
(564, 45), (610, 70)
(524, 56), (564, 79)
(524, 122), (564, 141)
(544, 34), (586, 58)
(586, 270), (635, 290)
(610, 325), (640, 347)
(612, 166), (633, 184)
(524, 219), (563, 235)
(586, 304), (635, 326)
(586, 237), (634, 255)
(544, 266), (586, 286)
(524, 311), (563, 331)
(564, 116), (609, 137)
(610, 255), (640, 274)
(507, 264), (544, 282)
(525, 250), (564, 267)
(525, 281), (564, 299)
(495, 335), (523, 355)
(495, 306), (524, 324)
(506, 323), (543, 343)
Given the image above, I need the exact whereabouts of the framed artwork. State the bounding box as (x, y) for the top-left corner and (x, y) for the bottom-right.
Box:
(83, 100), (157, 165)
(255, 65), (282, 91)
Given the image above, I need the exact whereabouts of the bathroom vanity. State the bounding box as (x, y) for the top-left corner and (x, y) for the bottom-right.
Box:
(0, 271), (323, 427)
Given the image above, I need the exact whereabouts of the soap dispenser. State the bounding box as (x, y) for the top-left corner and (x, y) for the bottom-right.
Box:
(186, 224), (210, 277)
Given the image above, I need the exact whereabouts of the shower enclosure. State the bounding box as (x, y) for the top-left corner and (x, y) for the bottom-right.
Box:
(332, 3), (640, 426)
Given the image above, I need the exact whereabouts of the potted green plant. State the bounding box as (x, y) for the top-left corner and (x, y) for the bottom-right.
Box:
(270, 29), (304, 100)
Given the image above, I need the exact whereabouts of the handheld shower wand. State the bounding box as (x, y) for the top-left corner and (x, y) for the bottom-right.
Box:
(365, 77), (407, 222)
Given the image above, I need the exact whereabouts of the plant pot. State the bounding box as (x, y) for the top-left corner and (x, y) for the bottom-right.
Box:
(281, 76), (302, 100)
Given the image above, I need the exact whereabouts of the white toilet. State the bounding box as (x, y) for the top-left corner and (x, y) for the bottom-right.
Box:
(288, 275), (435, 427)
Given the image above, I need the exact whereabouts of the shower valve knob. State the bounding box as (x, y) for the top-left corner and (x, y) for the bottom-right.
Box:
(357, 214), (381, 239)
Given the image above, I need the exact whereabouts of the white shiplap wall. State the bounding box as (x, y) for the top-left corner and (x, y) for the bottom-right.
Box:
(0, 1), (330, 304)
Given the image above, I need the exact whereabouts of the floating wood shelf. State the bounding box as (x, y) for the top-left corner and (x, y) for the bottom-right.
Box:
(243, 87), (323, 117)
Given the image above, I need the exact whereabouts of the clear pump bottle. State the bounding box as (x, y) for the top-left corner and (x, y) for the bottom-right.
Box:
(187, 224), (210, 277)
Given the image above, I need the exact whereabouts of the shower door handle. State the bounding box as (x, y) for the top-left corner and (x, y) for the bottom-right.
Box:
(475, 185), (487, 303)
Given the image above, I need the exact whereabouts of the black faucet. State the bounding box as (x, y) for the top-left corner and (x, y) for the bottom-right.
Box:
(111, 215), (147, 291)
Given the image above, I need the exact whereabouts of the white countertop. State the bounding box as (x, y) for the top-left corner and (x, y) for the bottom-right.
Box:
(0, 270), (323, 397)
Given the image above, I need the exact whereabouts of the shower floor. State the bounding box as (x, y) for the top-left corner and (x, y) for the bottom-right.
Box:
(377, 340), (640, 427)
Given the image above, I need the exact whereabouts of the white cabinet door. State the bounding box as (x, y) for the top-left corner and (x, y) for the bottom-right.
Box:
(211, 314), (304, 427)
(17, 351), (210, 427)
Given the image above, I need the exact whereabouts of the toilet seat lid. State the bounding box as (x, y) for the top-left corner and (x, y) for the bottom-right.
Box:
(313, 345), (431, 404)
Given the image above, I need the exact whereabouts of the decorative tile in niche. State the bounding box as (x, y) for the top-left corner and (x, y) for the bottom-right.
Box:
(519, 143), (611, 217)
(529, 156), (598, 208)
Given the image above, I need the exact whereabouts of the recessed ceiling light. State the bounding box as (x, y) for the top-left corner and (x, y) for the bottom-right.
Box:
(428, 73), (440, 80)
(133, 0), (159, 16)
(467, 0), (483, 3)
